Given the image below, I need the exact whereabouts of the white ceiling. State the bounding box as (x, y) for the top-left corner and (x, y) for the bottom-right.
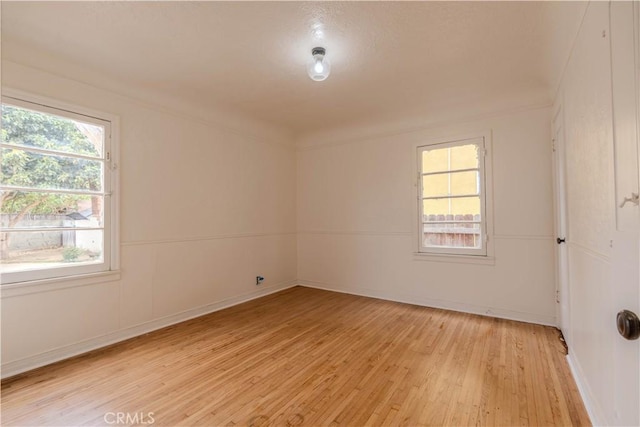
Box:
(1, 1), (586, 135)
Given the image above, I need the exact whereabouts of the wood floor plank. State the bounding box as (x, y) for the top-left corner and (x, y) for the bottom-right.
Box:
(1, 287), (590, 426)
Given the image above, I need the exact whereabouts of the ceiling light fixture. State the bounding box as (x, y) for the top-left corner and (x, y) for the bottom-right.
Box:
(307, 47), (331, 82)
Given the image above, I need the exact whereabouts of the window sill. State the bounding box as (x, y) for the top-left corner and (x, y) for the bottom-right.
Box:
(1, 270), (121, 298)
(412, 252), (495, 265)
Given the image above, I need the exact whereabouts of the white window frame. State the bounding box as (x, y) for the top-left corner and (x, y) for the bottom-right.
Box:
(1, 89), (120, 285)
(415, 132), (493, 257)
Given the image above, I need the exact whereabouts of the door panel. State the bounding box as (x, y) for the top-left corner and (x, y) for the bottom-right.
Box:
(561, 3), (639, 424)
(610, 2), (640, 425)
(553, 103), (571, 341)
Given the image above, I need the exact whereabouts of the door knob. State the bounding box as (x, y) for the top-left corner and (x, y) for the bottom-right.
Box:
(617, 310), (640, 340)
(556, 237), (566, 244)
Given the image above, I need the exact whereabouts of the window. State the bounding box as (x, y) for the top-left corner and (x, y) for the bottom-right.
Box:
(1, 94), (117, 284)
(417, 136), (489, 256)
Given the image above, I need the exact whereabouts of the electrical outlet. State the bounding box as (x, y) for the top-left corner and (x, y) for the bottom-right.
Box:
(256, 276), (264, 285)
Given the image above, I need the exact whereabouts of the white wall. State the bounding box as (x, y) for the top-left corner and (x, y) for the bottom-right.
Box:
(556, 2), (640, 425)
(0, 60), (298, 377)
(297, 106), (557, 325)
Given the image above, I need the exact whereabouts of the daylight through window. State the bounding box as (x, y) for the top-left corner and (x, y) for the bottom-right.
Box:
(1, 96), (114, 283)
(418, 137), (488, 256)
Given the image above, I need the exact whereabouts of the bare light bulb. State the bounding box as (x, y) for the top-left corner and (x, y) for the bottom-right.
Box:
(307, 47), (331, 81)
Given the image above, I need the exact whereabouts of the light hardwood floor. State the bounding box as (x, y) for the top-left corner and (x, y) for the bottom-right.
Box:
(1, 286), (590, 426)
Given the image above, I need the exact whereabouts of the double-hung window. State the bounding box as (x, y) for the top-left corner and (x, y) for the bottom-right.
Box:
(1, 94), (117, 284)
(417, 136), (489, 256)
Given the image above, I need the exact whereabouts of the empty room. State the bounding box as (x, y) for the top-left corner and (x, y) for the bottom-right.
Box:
(1, 1), (639, 426)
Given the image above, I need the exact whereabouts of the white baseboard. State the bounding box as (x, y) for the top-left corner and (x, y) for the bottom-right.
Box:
(298, 279), (557, 326)
(1, 280), (297, 379)
(566, 353), (602, 426)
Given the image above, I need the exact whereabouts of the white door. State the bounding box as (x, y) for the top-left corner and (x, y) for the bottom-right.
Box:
(552, 105), (571, 341)
(609, 2), (640, 425)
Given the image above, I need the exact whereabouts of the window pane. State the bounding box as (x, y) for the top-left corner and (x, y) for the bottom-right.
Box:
(0, 230), (103, 273)
(422, 146), (449, 174)
(423, 196), (481, 217)
(1, 191), (104, 229)
(422, 173), (448, 197)
(422, 223), (482, 249)
(422, 198), (448, 217)
(423, 171), (479, 198)
(421, 143), (479, 174)
(451, 171), (479, 196)
(1, 97), (112, 283)
(419, 139), (486, 255)
(449, 144), (479, 170)
(451, 196), (481, 216)
(1, 148), (103, 192)
(1, 104), (104, 158)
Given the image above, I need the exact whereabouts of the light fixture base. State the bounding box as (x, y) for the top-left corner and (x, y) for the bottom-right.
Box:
(311, 47), (326, 56)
